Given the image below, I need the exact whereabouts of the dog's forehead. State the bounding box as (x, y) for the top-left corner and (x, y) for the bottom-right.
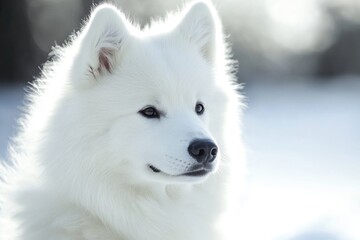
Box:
(124, 38), (213, 89)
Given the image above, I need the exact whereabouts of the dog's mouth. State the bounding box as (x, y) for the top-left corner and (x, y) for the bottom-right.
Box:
(149, 165), (161, 173)
(148, 164), (211, 177)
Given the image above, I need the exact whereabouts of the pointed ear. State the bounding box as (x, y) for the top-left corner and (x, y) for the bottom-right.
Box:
(176, 1), (221, 63)
(73, 4), (129, 87)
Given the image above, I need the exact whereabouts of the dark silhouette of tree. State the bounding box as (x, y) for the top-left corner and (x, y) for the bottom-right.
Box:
(0, 0), (44, 84)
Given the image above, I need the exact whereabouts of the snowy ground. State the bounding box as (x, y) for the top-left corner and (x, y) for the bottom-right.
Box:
(240, 77), (360, 240)
(0, 78), (359, 239)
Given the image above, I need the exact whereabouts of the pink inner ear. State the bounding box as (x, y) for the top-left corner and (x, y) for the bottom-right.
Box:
(98, 47), (114, 73)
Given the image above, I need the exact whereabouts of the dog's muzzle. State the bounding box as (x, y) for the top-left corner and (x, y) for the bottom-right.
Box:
(148, 139), (218, 177)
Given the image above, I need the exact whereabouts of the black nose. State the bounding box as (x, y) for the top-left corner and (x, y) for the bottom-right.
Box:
(188, 139), (218, 164)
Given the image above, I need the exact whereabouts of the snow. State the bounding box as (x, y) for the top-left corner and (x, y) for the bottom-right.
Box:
(240, 77), (360, 240)
(0, 78), (359, 239)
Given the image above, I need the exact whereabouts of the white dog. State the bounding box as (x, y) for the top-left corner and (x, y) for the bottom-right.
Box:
(0, 1), (245, 239)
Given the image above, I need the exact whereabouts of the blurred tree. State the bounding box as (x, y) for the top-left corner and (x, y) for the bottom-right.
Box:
(317, 24), (360, 77)
(316, 6), (360, 78)
(0, 0), (43, 84)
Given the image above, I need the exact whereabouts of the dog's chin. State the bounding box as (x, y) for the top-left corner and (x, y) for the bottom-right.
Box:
(147, 164), (214, 183)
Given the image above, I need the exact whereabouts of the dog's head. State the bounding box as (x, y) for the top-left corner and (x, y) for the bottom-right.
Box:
(59, 1), (240, 184)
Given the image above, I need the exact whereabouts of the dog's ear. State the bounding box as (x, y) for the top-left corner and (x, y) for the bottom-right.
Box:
(73, 4), (129, 87)
(176, 1), (221, 63)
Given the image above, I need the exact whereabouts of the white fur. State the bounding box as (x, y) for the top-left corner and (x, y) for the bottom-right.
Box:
(0, 1), (245, 239)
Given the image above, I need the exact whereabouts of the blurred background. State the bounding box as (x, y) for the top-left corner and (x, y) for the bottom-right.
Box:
(0, 0), (359, 239)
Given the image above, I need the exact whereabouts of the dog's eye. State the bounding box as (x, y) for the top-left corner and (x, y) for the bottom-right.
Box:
(139, 106), (160, 119)
(195, 103), (204, 115)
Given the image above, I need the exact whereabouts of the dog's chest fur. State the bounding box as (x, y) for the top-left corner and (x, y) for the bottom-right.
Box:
(17, 183), (224, 240)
